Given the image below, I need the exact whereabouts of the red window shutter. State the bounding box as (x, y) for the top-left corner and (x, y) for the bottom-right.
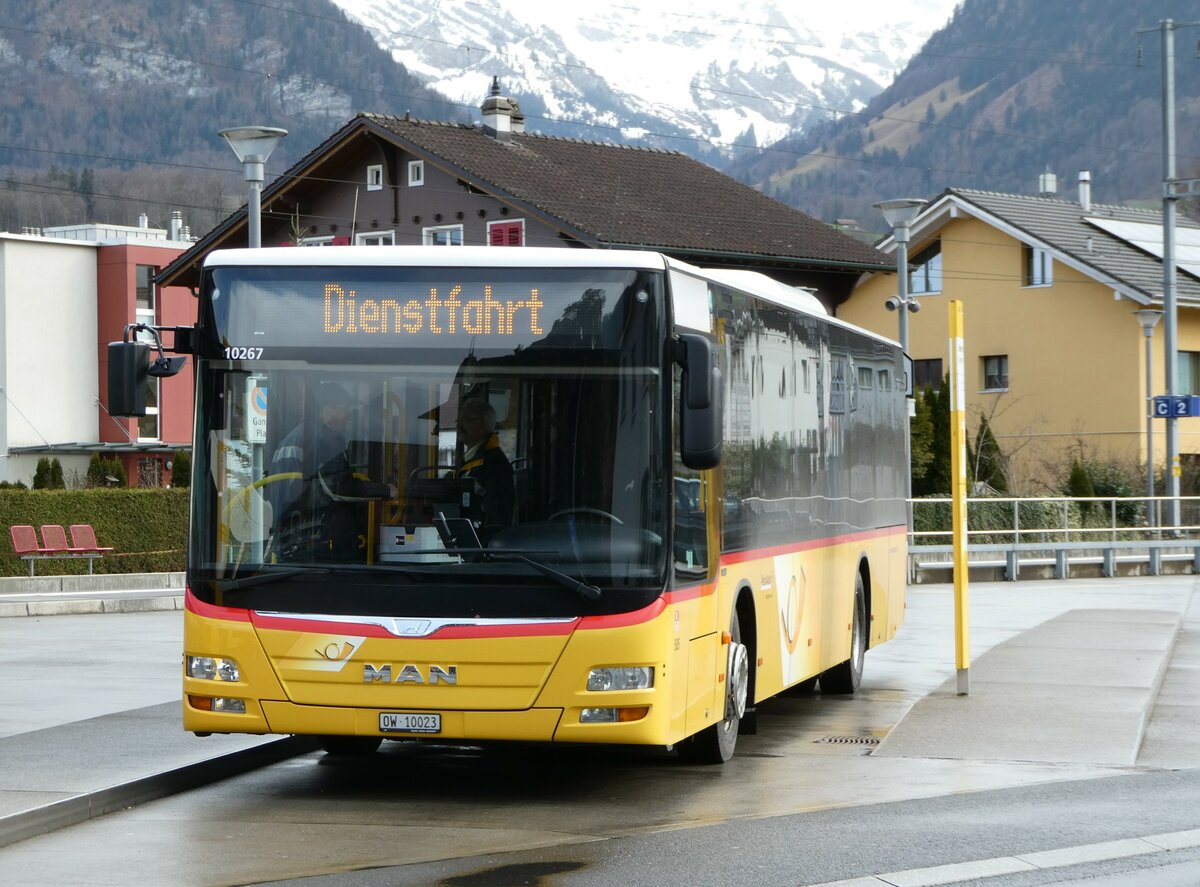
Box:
(490, 221), (523, 246)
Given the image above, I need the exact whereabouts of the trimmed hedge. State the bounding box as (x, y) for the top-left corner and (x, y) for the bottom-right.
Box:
(0, 488), (188, 576)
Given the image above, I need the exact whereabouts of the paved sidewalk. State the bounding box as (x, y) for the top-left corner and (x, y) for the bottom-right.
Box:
(0, 575), (1196, 852)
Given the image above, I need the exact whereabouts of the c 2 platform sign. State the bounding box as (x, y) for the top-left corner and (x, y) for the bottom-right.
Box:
(1153, 395), (1200, 418)
(246, 378), (268, 443)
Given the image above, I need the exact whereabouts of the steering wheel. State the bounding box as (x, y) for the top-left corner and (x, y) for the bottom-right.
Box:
(548, 507), (623, 525)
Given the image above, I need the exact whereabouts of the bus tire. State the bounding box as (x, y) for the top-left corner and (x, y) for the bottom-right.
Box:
(677, 608), (749, 764)
(820, 572), (866, 694)
(320, 736), (383, 756)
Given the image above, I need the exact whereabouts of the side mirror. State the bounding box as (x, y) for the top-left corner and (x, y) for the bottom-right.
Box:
(107, 340), (150, 416)
(106, 324), (188, 417)
(676, 333), (723, 470)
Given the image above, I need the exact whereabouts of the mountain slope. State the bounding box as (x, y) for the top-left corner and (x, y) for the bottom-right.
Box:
(332, 0), (955, 157)
(0, 0), (456, 230)
(735, 0), (1200, 225)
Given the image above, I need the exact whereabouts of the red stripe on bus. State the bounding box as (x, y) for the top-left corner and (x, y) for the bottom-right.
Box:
(185, 587), (251, 622)
(246, 612), (579, 640)
(578, 596), (668, 629)
(719, 525), (904, 566)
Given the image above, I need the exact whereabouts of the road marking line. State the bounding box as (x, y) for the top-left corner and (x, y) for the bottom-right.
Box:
(804, 828), (1200, 887)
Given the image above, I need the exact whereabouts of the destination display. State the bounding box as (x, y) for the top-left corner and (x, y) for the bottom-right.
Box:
(206, 266), (659, 353)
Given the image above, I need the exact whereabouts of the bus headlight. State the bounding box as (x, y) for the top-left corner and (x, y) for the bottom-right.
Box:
(587, 666), (654, 691)
(187, 655), (241, 682)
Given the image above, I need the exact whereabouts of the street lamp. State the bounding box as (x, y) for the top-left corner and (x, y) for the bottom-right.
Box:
(875, 198), (927, 353)
(1134, 308), (1164, 528)
(876, 198), (927, 540)
(219, 125), (287, 248)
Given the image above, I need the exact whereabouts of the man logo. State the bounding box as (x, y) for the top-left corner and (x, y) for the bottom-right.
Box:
(363, 664), (458, 685)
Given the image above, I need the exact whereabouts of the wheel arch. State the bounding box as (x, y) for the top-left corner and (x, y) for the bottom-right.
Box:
(733, 582), (757, 702)
(856, 553), (873, 650)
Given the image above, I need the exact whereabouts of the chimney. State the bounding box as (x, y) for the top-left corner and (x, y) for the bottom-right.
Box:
(1038, 168), (1057, 197)
(169, 211), (183, 241)
(138, 212), (149, 229)
(1078, 170), (1092, 213)
(511, 98), (525, 134)
(481, 76), (514, 141)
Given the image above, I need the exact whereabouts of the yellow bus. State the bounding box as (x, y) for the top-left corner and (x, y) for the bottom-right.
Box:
(118, 246), (907, 764)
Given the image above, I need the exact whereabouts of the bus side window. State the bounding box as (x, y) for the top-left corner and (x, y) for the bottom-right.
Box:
(673, 367), (709, 576)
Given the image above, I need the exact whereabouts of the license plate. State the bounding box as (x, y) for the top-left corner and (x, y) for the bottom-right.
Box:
(379, 712), (441, 734)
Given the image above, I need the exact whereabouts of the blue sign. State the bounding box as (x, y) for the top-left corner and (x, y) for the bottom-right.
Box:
(1153, 395), (1200, 417)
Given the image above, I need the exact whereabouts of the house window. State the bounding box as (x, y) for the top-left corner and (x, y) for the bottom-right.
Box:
(366, 164), (384, 192)
(423, 224), (463, 246)
(1024, 245), (1053, 286)
(1178, 351), (1200, 395)
(912, 358), (943, 390)
(857, 366), (873, 389)
(356, 230), (395, 246)
(135, 266), (159, 441)
(982, 355), (1009, 391)
(908, 241), (942, 294)
(488, 219), (524, 246)
(408, 160), (424, 187)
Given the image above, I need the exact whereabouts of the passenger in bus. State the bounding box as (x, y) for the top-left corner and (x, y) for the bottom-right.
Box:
(270, 382), (397, 561)
(454, 397), (515, 539)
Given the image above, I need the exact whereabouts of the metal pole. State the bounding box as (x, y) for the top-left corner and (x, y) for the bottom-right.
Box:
(1147, 327), (1156, 528)
(948, 301), (970, 696)
(896, 233), (912, 538)
(896, 235), (910, 354)
(1162, 19), (1180, 532)
(248, 177), (263, 249)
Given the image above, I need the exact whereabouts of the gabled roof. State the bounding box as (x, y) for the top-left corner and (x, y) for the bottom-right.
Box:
(158, 113), (888, 289)
(886, 187), (1200, 306)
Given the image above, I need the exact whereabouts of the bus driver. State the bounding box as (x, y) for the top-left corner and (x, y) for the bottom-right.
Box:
(454, 397), (515, 537)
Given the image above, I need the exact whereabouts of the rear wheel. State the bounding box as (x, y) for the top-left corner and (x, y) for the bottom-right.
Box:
(819, 572), (867, 694)
(677, 608), (749, 764)
(319, 736), (383, 756)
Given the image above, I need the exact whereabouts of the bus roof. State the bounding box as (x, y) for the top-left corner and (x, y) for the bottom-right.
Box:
(201, 245), (671, 271)
(201, 245), (898, 349)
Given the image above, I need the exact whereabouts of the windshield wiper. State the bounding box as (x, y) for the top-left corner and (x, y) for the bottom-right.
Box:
(213, 567), (326, 592)
(485, 550), (602, 602)
(367, 547), (602, 601)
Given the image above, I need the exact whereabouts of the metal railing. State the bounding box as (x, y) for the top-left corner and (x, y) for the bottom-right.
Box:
(908, 496), (1200, 580)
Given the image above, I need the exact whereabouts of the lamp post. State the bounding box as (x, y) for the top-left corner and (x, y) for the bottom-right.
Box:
(876, 198), (927, 539)
(219, 126), (287, 248)
(1134, 308), (1164, 528)
(876, 198), (927, 353)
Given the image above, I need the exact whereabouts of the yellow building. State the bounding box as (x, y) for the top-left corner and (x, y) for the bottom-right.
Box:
(840, 179), (1200, 493)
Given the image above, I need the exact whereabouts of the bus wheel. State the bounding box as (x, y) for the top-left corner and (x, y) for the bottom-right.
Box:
(320, 736), (382, 756)
(820, 572), (866, 694)
(678, 608), (749, 764)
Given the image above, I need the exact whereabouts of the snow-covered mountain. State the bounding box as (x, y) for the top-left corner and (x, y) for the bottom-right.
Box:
(331, 0), (956, 155)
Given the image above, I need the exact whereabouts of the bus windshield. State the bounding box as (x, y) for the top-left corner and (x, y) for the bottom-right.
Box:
(190, 264), (668, 618)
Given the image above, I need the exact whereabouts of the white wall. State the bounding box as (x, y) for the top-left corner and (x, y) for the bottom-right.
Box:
(0, 236), (99, 484)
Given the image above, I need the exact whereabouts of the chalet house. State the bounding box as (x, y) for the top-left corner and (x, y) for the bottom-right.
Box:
(841, 173), (1200, 493)
(158, 80), (889, 311)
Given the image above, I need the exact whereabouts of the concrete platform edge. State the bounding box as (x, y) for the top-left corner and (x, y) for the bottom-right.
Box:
(0, 735), (317, 850)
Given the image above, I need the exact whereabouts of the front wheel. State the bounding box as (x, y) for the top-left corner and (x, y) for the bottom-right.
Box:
(677, 608), (749, 764)
(820, 572), (866, 694)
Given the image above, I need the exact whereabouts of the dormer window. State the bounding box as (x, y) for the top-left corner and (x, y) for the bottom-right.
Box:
(408, 160), (424, 187)
(366, 164), (383, 191)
